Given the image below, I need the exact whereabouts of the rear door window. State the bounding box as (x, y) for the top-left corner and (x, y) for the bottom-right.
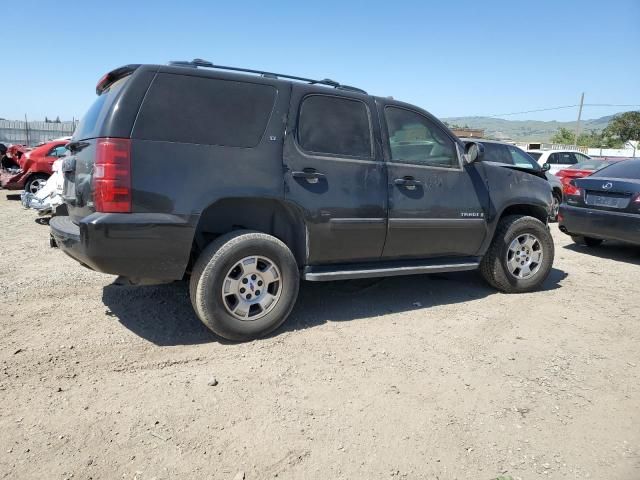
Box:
(297, 95), (372, 158)
(556, 152), (577, 165)
(133, 74), (277, 147)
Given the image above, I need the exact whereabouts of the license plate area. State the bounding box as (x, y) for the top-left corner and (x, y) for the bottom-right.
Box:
(585, 192), (630, 209)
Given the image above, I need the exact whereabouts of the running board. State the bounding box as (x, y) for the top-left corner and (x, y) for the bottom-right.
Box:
(303, 257), (480, 282)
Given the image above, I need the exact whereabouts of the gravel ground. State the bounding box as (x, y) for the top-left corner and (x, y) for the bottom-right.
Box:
(1, 189), (639, 480)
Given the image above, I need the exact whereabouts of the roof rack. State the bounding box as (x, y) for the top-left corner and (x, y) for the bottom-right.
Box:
(167, 58), (367, 94)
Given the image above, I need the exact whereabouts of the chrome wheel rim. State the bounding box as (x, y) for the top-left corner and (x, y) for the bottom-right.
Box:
(29, 178), (46, 194)
(221, 255), (282, 321)
(506, 233), (543, 279)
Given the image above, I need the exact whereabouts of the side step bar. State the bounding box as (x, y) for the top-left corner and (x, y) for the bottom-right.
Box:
(303, 258), (480, 282)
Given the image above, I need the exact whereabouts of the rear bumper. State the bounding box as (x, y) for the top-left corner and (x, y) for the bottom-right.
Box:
(50, 212), (196, 281)
(558, 204), (640, 245)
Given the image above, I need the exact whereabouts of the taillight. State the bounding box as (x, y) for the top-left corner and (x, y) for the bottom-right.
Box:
(96, 73), (110, 95)
(94, 138), (131, 213)
(564, 179), (581, 197)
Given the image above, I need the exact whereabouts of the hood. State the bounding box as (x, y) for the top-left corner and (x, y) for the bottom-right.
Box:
(485, 161), (548, 180)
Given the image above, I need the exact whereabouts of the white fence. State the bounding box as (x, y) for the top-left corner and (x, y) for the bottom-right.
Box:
(0, 120), (77, 147)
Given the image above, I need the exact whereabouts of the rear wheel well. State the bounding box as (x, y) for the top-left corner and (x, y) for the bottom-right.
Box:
(191, 198), (306, 267)
(499, 204), (548, 225)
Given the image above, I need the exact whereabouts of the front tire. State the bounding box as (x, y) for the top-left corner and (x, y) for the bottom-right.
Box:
(189, 230), (299, 341)
(480, 215), (554, 293)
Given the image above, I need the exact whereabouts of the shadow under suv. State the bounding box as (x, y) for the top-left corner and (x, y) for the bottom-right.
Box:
(50, 59), (555, 341)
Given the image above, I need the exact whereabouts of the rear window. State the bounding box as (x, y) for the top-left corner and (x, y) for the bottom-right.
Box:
(571, 160), (610, 171)
(298, 95), (372, 158)
(133, 74), (277, 147)
(74, 76), (129, 140)
(591, 160), (640, 179)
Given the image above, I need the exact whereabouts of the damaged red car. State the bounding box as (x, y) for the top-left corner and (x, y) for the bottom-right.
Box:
(0, 138), (69, 193)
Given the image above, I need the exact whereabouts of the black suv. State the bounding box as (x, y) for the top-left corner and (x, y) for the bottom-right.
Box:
(51, 59), (555, 341)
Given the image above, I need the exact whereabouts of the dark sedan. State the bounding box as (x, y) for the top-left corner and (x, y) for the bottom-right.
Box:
(559, 160), (640, 246)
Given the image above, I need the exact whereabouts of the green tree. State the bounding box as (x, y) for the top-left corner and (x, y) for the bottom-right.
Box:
(551, 127), (575, 144)
(603, 111), (640, 144)
(551, 127), (622, 148)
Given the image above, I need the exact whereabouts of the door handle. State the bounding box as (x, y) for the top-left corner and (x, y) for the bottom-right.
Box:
(292, 169), (326, 184)
(394, 177), (422, 190)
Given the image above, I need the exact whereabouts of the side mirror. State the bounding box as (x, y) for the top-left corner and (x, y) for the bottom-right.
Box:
(542, 163), (551, 172)
(464, 142), (485, 164)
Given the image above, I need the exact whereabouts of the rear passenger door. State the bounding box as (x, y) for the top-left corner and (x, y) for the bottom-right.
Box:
(283, 87), (387, 264)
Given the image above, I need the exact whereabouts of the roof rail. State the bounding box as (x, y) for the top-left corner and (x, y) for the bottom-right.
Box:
(167, 58), (367, 94)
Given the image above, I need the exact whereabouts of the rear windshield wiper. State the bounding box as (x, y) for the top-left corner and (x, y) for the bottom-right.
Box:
(66, 140), (90, 153)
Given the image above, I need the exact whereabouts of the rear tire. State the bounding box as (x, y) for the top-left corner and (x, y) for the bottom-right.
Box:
(189, 230), (299, 341)
(584, 237), (603, 247)
(480, 215), (554, 293)
(571, 236), (603, 247)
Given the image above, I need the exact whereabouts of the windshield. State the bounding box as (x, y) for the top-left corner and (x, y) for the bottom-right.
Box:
(527, 152), (542, 160)
(73, 76), (129, 141)
(591, 160), (640, 179)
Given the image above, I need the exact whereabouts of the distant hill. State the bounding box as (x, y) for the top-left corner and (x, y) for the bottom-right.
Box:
(441, 114), (616, 142)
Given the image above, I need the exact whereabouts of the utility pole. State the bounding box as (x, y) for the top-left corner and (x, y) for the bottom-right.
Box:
(574, 92), (584, 147)
(24, 113), (30, 146)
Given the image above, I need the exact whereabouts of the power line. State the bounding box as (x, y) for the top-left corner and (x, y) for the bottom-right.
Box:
(482, 103), (640, 118)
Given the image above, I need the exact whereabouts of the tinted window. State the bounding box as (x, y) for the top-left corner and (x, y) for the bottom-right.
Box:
(528, 152), (542, 161)
(48, 145), (67, 157)
(298, 95), (372, 158)
(385, 107), (457, 168)
(508, 145), (539, 169)
(481, 142), (511, 164)
(134, 74), (276, 147)
(74, 76), (129, 140)
(555, 152), (578, 165)
(592, 160), (640, 179)
(576, 153), (591, 162)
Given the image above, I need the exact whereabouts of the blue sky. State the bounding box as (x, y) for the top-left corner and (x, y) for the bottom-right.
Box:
(2, 0), (638, 122)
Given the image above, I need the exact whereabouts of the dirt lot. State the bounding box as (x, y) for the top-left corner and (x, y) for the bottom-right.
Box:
(1, 190), (639, 480)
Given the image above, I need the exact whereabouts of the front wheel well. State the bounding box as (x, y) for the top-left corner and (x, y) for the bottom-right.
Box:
(498, 204), (549, 225)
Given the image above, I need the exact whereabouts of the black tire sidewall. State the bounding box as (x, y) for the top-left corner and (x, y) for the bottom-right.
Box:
(194, 233), (299, 341)
(494, 218), (554, 292)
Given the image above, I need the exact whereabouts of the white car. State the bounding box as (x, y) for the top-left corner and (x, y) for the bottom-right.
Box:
(527, 149), (592, 175)
(20, 158), (65, 215)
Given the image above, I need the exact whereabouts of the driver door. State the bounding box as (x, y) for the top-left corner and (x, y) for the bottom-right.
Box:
(380, 104), (488, 259)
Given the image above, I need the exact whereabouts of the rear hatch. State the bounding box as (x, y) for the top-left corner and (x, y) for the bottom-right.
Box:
(63, 65), (150, 223)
